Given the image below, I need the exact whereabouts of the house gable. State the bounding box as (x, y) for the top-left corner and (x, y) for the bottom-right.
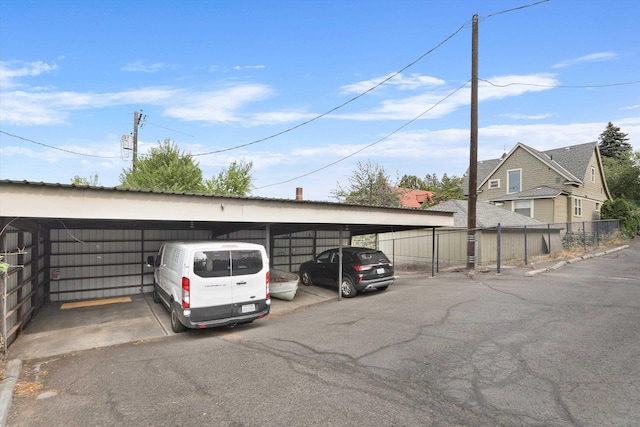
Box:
(466, 141), (610, 223)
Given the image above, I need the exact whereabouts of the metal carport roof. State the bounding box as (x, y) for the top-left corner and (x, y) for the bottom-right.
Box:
(0, 180), (454, 233)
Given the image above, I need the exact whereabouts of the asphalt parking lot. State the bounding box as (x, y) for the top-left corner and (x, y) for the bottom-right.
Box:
(3, 240), (639, 426)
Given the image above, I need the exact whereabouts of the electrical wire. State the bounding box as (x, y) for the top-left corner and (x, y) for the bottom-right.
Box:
(480, 78), (640, 89)
(0, 130), (121, 159)
(254, 80), (471, 190)
(191, 22), (469, 157)
(484, 0), (550, 19)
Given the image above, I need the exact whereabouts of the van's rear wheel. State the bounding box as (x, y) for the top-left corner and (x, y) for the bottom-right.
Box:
(171, 302), (186, 333)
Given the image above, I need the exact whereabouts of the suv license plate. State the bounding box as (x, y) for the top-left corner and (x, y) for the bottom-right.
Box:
(376, 268), (385, 274)
(241, 304), (256, 313)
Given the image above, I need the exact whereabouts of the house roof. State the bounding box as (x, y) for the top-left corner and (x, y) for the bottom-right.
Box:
(464, 141), (608, 196)
(392, 187), (434, 208)
(489, 186), (565, 202)
(426, 199), (547, 228)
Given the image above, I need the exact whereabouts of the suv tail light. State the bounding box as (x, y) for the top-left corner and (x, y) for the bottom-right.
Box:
(353, 265), (373, 272)
(182, 276), (190, 308)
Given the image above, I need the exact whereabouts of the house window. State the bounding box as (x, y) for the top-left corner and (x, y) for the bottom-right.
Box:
(514, 200), (532, 217)
(574, 198), (582, 217)
(596, 202), (600, 212)
(489, 179), (500, 189)
(508, 169), (521, 194)
(591, 167), (596, 183)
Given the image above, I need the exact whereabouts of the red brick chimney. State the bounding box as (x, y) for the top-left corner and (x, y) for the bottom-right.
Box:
(296, 187), (303, 200)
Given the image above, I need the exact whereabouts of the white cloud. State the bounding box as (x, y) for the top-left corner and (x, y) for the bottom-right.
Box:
(339, 72), (445, 95)
(121, 61), (170, 73)
(552, 52), (619, 69)
(499, 113), (555, 120)
(163, 84), (275, 123)
(335, 74), (558, 121)
(234, 65), (265, 70)
(0, 60), (57, 89)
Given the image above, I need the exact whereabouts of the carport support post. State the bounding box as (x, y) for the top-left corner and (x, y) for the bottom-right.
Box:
(338, 226), (343, 301)
(431, 227), (436, 278)
(496, 223), (501, 274)
(524, 225), (528, 265)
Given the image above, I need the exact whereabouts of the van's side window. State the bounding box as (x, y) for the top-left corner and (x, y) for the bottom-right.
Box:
(194, 251), (231, 278)
(231, 250), (263, 276)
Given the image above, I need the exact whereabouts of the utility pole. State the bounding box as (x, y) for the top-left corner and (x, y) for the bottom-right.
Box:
(131, 111), (146, 170)
(467, 14), (479, 270)
(132, 111), (140, 170)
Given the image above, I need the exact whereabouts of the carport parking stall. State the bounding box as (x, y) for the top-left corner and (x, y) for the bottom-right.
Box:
(0, 180), (453, 351)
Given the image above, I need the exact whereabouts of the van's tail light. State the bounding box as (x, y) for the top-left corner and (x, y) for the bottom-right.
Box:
(182, 276), (190, 308)
(265, 271), (270, 298)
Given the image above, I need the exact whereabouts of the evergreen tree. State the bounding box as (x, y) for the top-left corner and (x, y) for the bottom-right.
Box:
(598, 122), (631, 161)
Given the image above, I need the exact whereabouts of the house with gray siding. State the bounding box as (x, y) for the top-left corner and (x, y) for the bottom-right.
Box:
(464, 142), (611, 223)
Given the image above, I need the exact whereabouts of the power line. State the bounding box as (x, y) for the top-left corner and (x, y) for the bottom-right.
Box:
(0, 130), (121, 159)
(191, 22), (469, 157)
(480, 78), (640, 89)
(255, 80), (471, 190)
(484, 0), (550, 19)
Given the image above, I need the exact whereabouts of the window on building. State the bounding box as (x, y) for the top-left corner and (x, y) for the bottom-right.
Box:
(508, 169), (521, 194)
(489, 179), (500, 189)
(591, 167), (596, 183)
(596, 202), (600, 211)
(514, 200), (532, 217)
(574, 198), (582, 217)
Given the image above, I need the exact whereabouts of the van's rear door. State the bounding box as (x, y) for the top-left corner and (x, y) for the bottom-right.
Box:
(189, 250), (233, 317)
(230, 249), (267, 309)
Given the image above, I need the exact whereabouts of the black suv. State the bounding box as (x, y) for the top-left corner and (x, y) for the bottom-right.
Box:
(299, 247), (394, 297)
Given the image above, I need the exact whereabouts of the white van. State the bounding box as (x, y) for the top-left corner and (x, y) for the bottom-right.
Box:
(147, 241), (271, 333)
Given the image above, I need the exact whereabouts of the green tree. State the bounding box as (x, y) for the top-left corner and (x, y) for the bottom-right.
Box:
(398, 174), (426, 190)
(205, 159), (254, 196)
(601, 198), (640, 238)
(332, 161), (401, 207)
(119, 138), (206, 193)
(602, 152), (640, 205)
(70, 174), (99, 186)
(598, 122), (631, 161)
(431, 173), (465, 205)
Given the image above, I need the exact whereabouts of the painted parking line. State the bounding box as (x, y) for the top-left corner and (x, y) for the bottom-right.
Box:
(60, 296), (132, 310)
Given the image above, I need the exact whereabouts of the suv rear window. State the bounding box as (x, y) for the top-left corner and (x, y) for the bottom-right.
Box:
(357, 251), (390, 264)
(194, 250), (263, 277)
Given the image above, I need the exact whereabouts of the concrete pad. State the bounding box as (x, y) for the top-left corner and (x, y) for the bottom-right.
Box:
(8, 294), (168, 360)
(7, 285), (338, 361)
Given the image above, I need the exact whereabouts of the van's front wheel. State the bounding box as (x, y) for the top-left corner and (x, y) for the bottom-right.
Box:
(152, 285), (160, 304)
(171, 302), (186, 333)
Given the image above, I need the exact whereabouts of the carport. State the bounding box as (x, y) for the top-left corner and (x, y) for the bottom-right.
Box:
(0, 180), (453, 352)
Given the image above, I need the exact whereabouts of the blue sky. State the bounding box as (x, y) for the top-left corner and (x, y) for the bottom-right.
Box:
(1, 0), (639, 201)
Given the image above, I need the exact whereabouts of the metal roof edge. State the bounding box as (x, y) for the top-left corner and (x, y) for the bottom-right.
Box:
(0, 179), (450, 214)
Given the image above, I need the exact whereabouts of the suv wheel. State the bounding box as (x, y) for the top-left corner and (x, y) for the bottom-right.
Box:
(341, 277), (357, 298)
(300, 270), (313, 286)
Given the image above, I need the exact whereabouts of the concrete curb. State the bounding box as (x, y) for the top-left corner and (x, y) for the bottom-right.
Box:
(0, 359), (22, 427)
(524, 244), (629, 277)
